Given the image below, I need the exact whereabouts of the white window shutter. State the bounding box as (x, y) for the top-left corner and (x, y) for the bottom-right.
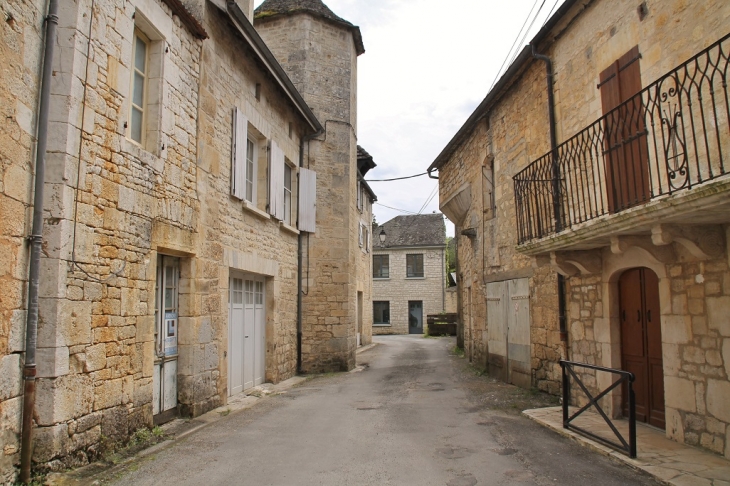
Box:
(298, 168), (316, 232)
(268, 141), (285, 220)
(231, 108), (247, 200)
(366, 228), (371, 253)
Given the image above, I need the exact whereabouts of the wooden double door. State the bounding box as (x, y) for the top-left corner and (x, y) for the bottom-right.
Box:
(619, 268), (665, 429)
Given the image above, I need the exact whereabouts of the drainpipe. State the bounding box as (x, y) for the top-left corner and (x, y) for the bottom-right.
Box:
(531, 44), (568, 347)
(297, 129), (322, 374)
(20, 0), (58, 482)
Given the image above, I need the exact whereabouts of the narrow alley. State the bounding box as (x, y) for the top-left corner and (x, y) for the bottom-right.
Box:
(96, 336), (659, 486)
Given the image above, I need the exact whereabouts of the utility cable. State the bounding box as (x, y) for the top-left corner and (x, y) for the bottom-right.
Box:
(506, 0), (548, 68)
(489, 0), (541, 91)
(365, 172), (428, 182)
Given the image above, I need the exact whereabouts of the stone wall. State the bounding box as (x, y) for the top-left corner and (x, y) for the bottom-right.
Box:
(20, 0), (204, 474)
(437, 60), (563, 392)
(354, 196), (374, 346)
(372, 247), (445, 335)
(0, 0), (45, 479)
(256, 12), (363, 373)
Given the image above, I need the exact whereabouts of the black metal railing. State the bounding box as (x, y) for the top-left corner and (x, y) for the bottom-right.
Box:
(515, 33), (730, 244)
(560, 360), (636, 458)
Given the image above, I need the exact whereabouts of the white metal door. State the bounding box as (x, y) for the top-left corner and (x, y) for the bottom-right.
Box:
(154, 256), (179, 417)
(507, 278), (531, 388)
(229, 275), (265, 396)
(229, 278), (245, 396)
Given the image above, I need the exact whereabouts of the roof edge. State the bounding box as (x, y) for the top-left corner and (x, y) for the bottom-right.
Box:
(225, 1), (323, 133)
(162, 0), (209, 39)
(427, 0), (583, 173)
(254, 9), (365, 55)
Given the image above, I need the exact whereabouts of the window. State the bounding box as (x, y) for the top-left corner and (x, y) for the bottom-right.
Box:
(483, 154), (495, 220)
(406, 254), (424, 278)
(373, 301), (390, 325)
(373, 255), (389, 278)
(359, 223), (364, 247)
(130, 29), (149, 145)
(246, 137), (256, 202)
(284, 163), (292, 225)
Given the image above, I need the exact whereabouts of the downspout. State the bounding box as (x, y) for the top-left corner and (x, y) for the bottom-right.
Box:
(297, 129), (322, 374)
(21, 0), (58, 482)
(454, 230), (464, 349)
(531, 44), (568, 350)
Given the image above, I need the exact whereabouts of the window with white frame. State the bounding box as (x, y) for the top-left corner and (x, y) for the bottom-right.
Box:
(284, 163), (292, 226)
(246, 137), (256, 202)
(359, 223), (364, 247)
(231, 108), (260, 206)
(130, 29), (149, 145)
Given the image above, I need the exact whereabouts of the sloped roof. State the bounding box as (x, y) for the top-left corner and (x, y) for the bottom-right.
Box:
(162, 0), (207, 38)
(375, 214), (446, 249)
(357, 145), (376, 176)
(254, 0), (365, 55)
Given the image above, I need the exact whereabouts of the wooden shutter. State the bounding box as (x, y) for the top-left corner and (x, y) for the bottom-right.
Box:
(599, 46), (649, 212)
(268, 141), (285, 220)
(231, 108), (247, 200)
(298, 167), (316, 232)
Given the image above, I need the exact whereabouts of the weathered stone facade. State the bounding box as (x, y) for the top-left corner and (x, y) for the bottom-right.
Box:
(0, 0), (46, 480)
(372, 247), (446, 335)
(255, 3), (370, 372)
(0, 0), (374, 480)
(431, 0), (730, 459)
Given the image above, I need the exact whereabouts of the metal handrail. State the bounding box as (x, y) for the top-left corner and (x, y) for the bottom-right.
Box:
(560, 360), (637, 458)
(515, 32), (730, 244)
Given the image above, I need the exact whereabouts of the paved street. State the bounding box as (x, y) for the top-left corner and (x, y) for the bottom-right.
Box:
(102, 336), (659, 486)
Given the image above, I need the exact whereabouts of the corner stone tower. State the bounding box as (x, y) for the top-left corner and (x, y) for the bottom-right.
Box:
(254, 0), (366, 372)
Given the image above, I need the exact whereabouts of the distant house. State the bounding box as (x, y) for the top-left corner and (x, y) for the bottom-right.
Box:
(372, 214), (447, 335)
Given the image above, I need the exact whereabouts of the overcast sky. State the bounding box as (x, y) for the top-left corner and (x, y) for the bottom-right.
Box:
(254, 0), (565, 236)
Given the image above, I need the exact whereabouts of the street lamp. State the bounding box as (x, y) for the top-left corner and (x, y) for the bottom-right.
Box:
(379, 229), (386, 246)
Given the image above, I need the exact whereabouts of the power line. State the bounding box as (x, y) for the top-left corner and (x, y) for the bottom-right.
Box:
(489, 0), (541, 91)
(417, 184), (439, 214)
(506, 0), (548, 68)
(365, 172), (428, 182)
(374, 202), (418, 215)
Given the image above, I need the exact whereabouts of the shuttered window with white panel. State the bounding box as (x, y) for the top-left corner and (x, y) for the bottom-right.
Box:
(268, 141), (285, 220)
(231, 108), (247, 200)
(298, 168), (317, 233)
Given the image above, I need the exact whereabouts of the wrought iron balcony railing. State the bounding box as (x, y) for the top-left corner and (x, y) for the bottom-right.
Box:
(514, 33), (730, 245)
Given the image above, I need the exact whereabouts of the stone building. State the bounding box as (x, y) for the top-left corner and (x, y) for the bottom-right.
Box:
(0, 0), (373, 480)
(372, 214), (447, 336)
(429, 0), (730, 458)
(254, 0), (372, 372)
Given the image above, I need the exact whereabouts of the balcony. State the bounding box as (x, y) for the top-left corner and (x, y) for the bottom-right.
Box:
(514, 33), (730, 254)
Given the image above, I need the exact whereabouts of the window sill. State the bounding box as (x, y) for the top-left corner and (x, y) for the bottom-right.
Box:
(406, 277), (426, 280)
(373, 277), (390, 281)
(280, 222), (300, 235)
(243, 201), (271, 220)
(121, 138), (163, 173)
(373, 323), (391, 327)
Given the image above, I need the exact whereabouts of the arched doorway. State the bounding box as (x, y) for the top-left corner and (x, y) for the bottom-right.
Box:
(619, 267), (665, 429)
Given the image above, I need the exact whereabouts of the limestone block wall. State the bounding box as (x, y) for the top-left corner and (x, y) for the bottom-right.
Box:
(193, 3), (310, 402)
(256, 13), (362, 372)
(354, 200), (374, 346)
(0, 0), (45, 481)
(372, 247), (445, 335)
(0, 0), (204, 476)
(437, 61), (563, 392)
(566, 246), (730, 459)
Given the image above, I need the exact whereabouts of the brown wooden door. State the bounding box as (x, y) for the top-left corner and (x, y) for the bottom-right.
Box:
(600, 46), (651, 213)
(620, 268), (665, 429)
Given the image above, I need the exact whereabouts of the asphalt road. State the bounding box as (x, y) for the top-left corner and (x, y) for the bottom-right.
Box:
(104, 335), (660, 486)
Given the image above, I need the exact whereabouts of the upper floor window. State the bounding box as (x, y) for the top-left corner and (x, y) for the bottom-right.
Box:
(373, 255), (389, 278)
(130, 30), (150, 145)
(284, 163), (293, 226)
(406, 254), (424, 278)
(246, 137), (256, 202)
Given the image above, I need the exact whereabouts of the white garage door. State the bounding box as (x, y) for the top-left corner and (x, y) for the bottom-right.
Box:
(229, 274), (265, 396)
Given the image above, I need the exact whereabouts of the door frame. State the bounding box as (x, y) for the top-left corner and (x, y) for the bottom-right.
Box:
(154, 255), (180, 425)
(408, 301), (423, 335)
